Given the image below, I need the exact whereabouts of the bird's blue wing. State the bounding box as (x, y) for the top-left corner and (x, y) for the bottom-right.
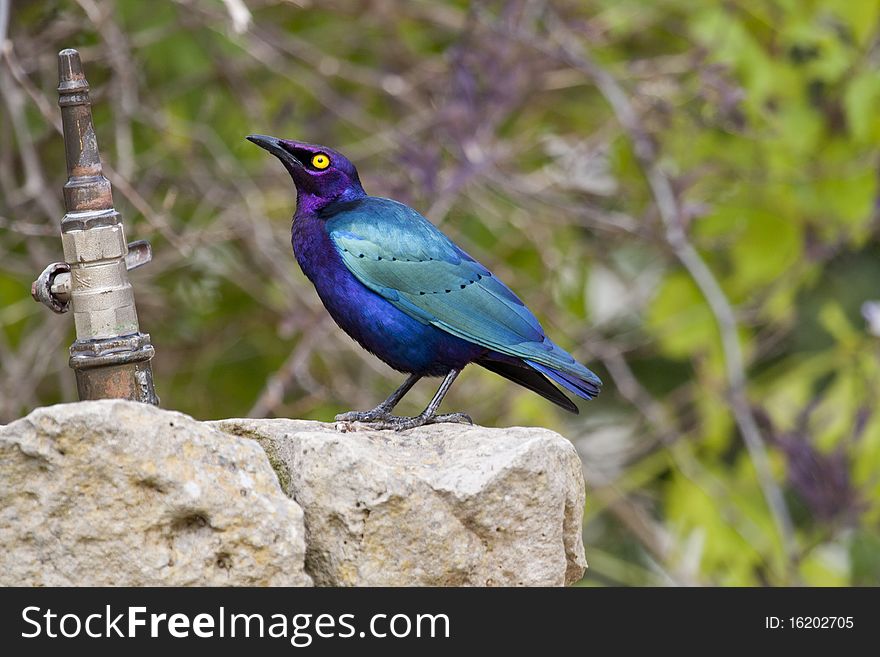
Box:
(324, 197), (601, 391)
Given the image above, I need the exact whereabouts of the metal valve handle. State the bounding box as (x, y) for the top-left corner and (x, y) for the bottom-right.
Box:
(32, 240), (153, 314)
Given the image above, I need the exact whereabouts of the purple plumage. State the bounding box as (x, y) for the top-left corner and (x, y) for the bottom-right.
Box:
(291, 208), (485, 376)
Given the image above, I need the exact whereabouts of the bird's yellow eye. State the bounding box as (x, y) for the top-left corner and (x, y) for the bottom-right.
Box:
(311, 153), (330, 170)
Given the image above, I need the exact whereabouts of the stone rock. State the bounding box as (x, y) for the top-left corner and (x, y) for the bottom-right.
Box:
(0, 400), (310, 586)
(213, 418), (587, 586)
(0, 399), (587, 587)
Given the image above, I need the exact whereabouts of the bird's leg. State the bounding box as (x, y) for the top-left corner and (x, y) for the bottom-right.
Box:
(334, 373), (421, 423)
(355, 369), (473, 431)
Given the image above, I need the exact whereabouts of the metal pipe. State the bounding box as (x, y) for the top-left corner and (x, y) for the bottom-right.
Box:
(31, 49), (158, 405)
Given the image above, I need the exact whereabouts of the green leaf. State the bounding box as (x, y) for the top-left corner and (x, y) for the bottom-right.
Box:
(845, 72), (880, 143)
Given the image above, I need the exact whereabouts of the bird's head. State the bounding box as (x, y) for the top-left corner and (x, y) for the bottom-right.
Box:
(247, 135), (365, 209)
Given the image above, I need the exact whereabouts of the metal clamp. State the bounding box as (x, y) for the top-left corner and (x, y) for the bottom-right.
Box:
(31, 240), (152, 314)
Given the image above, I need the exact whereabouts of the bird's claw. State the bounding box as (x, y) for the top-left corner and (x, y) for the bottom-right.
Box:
(430, 412), (473, 426)
(335, 411), (473, 432)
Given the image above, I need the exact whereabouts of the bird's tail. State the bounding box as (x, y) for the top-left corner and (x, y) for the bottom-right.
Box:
(524, 359), (602, 401)
(477, 357), (579, 413)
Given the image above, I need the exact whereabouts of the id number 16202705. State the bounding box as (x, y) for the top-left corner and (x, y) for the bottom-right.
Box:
(765, 617), (854, 630)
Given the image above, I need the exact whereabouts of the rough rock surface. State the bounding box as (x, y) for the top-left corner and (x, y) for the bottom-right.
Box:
(0, 400), (310, 586)
(213, 418), (587, 586)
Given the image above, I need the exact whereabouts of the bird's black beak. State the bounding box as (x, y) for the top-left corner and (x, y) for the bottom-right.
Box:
(246, 134), (302, 168)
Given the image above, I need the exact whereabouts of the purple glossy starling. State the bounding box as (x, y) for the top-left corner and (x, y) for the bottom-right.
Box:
(248, 135), (602, 430)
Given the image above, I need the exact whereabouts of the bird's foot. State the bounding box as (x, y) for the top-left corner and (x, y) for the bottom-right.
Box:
(335, 411), (473, 432)
(334, 408), (391, 423)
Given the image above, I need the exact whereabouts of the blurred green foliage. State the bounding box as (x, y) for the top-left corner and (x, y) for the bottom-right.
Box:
(1, 0), (879, 586)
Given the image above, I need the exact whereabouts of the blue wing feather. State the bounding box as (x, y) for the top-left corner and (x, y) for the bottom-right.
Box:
(324, 197), (601, 397)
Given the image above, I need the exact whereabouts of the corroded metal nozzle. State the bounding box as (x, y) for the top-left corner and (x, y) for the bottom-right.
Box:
(31, 49), (158, 405)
